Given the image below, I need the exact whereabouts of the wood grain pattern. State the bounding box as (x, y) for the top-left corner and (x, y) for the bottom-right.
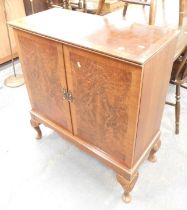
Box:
(10, 9), (178, 203)
(30, 110), (136, 180)
(116, 171), (139, 203)
(64, 45), (142, 168)
(15, 30), (72, 132)
(8, 8), (178, 65)
(133, 36), (178, 165)
(104, 0), (187, 60)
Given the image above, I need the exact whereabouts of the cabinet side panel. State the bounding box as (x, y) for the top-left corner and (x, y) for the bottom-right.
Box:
(64, 45), (142, 168)
(15, 30), (72, 132)
(133, 37), (177, 165)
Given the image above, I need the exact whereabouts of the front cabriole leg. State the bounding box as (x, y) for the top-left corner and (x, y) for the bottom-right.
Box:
(148, 140), (161, 162)
(30, 118), (42, 140)
(116, 172), (139, 203)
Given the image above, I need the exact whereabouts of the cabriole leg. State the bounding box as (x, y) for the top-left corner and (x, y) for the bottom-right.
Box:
(148, 140), (161, 162)
(30, 118), (42, 140)
(116, 172), (139, 203)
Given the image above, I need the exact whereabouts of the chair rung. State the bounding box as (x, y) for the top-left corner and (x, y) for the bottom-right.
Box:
(181, 84), (187, 89)
(122, 0), (151, 6)
(166, 102), (175, 106)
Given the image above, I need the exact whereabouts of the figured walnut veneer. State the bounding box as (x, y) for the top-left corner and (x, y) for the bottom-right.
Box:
(10, 9), (178, 203)
(16, 33), (72, 132)
(64, 46), (142, 168)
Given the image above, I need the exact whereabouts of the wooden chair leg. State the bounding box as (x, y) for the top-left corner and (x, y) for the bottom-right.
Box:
(116, 172), (139, 203)
(30, 118), (42, 139)
(123, 2), (128, 18)
(82, 0), (87, 12)
(175, 84), (181, 134)
(181, 84), (187, 89)
(149, 0), (157, 25)
(96, 0), (105, 15)
(143, 0), (148, 8)
(179, 0), (185, 28)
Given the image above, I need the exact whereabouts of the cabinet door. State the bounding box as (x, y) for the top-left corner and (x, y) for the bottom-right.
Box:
(64, 46), (142, 167)
(16, 31), (72, 132)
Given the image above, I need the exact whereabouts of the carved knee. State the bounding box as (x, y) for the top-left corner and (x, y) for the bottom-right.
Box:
(30, 118), (42, 140)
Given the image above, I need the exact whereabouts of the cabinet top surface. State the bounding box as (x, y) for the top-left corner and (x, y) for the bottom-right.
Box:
(9, 8), (178, 64)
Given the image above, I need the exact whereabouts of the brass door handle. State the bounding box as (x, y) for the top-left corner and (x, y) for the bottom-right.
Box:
(63, 88), (68, 100)
(63, 88), (73, 102)
(67, 91), (73, 102)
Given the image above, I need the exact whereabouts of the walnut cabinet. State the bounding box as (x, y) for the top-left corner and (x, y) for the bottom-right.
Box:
(10, 9), (178, 203)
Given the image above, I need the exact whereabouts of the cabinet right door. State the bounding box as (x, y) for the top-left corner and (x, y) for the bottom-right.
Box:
(64, 46), (142, 168)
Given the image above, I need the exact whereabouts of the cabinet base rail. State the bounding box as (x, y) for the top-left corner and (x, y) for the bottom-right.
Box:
(30, 110), (161, 203)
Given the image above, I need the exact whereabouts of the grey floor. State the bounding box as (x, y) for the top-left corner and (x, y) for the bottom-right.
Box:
(0, 61), (187, 210)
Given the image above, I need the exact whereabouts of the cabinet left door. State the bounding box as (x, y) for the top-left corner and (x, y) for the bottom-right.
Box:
(15, 30), (72, 132)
